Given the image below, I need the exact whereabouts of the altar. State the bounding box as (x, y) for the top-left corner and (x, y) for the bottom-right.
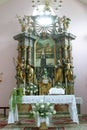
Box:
(8, 95), (79, 124)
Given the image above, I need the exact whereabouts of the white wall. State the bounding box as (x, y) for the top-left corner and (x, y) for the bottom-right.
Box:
(0, 0), (87, 114)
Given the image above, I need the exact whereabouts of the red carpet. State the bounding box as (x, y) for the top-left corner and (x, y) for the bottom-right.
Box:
(52, 117), (75, 125)
(0, 120), (7, 128)
(23, 127), (65, 130)
(20, 116), (86, 125)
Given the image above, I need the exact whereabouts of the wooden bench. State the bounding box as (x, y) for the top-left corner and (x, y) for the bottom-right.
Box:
(0, 107), (9, 117)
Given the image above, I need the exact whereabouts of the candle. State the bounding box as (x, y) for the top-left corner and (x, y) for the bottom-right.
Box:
(23, 87), (26, 95)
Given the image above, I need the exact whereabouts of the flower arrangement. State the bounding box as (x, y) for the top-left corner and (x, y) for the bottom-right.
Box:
(30, 100), (56, 118)
(25, 83), (38, 95)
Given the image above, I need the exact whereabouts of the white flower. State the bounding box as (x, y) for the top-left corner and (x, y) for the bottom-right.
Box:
(40, 113), (44, 116)
(32, 105), (36, 109)
(36, 103), (39, 106)
(41, 104), (45, 108)
(50, 106), (54, 110)
(30, 91), (33, 94)
(36, 111), (39, 115)
(48, 112), (52, 115)
(53, 110), (56, 114)
(32, 111), (36, 115)
(46, 102), (50, 106)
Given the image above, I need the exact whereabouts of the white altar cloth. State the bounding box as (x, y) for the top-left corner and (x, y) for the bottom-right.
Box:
(8, 95), (79, 124)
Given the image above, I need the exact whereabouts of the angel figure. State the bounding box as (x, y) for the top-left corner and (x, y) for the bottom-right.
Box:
(62, 16), (71, 31)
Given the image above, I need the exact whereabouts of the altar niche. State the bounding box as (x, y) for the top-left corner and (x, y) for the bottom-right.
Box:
(34, 34), (56, 94)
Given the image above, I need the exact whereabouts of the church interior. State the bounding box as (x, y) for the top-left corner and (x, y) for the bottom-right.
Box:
(0, 0), (87, 129)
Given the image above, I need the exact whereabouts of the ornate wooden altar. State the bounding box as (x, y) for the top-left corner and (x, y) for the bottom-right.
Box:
(14, 17), (76, 95)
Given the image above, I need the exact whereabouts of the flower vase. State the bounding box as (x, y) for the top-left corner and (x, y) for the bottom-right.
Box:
(37, 116), (47, 130)
(39, 117), (47, 130)
(46, 116), (50, 126)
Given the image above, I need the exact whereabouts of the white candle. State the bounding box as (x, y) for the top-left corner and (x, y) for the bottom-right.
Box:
(23, 79), (26, 95)
(23, 87), (26, 95)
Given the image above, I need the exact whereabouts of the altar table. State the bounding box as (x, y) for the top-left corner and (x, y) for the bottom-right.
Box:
(8, 95), (79, 124)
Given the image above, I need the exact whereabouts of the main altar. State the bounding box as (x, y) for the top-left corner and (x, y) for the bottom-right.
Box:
(8, 0), (81, 129)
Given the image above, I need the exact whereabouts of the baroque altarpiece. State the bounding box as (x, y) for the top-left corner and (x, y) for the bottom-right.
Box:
(14, 13), (76, 97)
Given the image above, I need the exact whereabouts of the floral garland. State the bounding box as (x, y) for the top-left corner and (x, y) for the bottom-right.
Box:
(30, 100), (56, 118)
(25, 83), (38, 95)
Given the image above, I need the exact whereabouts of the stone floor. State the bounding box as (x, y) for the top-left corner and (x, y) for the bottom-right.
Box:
(0, 113), (87, 130)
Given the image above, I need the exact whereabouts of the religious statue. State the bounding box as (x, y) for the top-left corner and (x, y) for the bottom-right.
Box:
(55, 60), (63, 83)
(27, 64), (34, 83)
(16, 15), (33, 33)
(41, 51), (46, 68)
(16, 61), (26, 82)
(64, 59), (73, 82)
(17, 15), (27, 32)
(61, 16), (71, 31)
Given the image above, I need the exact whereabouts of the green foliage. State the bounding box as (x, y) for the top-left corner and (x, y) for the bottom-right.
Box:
(11, 87), (23, 113)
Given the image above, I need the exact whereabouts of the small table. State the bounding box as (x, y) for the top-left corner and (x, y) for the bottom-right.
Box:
(8, 95), (79, 124)
(0, 107), (9, 117)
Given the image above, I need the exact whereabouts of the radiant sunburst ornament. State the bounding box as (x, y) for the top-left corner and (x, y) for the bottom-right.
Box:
(32, 4), (56, 34)
(31, 0), (63, 35)
(33, 15), (56, 34)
